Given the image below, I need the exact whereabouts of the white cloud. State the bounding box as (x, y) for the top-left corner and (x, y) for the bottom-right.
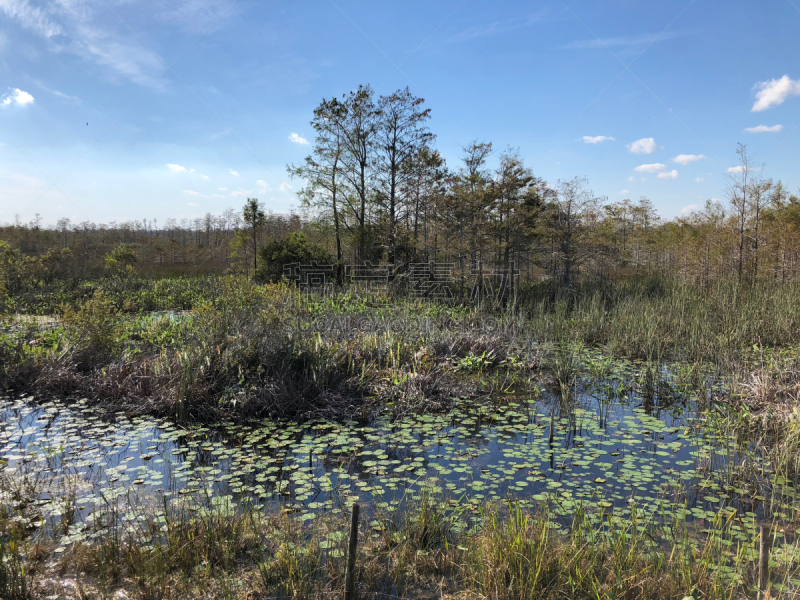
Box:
(31, 80), (80, 104)
(728, 165), (745, 174)
(681, 204), (701, 215)
(628, 176), (636, 182)
(75, 24), (166, 87)
(634, 163), (667, 173)
(183, 190), (223, 199)
(289, 133), (310, 145)
(752, 75), (800, 112)
(657, 170), (679, 179)
(231, 189), (252, 198)
(627, 137), (659, 154)
(563, 31), (683, 52)
(672, 154), (706, 165)
(229, 169), (240, 176)
(201, 174), (209, 179)
(0, 0), (62, 37)
(447, 13), (545, 43)
(695, 177), (705, 183)
(744, 124), (783, 133)
(620, 189), (629, 194)
(187, 202), (199, 207)
(0, 1), (169, 88)
(167, 163), (188, 173)
(219, 187), (228, 191)
(257, 180), (270, 189)
(2, 88), (35, 106)
(279, 182), (293, 191)
(581, 135), (614, 144)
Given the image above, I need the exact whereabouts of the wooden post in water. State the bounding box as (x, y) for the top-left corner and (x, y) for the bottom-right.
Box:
(344, 503), (360, 600)
(758, 524), (771, 599)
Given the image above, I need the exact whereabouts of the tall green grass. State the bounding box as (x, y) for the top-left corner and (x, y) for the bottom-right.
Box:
(7, 493), (794, 599)
(522, 276), (800, 364)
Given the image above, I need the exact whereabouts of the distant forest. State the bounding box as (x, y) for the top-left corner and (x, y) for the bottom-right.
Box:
(2, 84), (800, 289)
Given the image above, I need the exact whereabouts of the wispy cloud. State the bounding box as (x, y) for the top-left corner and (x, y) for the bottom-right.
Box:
(634, 163), (666, 173)
(231, 189), (252, 198)
(279, 182), (293, 192)
(627, 138), (659, 155)
(695, 177), (705, 183)
(183, 190), (224, 198)
(1, 88), (34, 106)
(672, 154), (705, 165)
(289, 132), (310, 145)
(581, 135), (614, 144)
(0, 0), (174, 87)
(158, 0), (238, 33)
(73, 21), (166, 87)
(447, 13), (546, 43)
(744, 124), (783, 133)
(657, 170), (679, 179)
(562, 31), (683, 52)
(229, 169), (240, 176)
(30, 80), (80, 104)
(167, 164), (188, 173)
(752, 75), (800, 112)
(0, 0), (63, 37)
(728, 165), (745, 174)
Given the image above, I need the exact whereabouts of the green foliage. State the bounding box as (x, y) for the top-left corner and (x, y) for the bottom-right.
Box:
(61, 290), (121, 355)
(0, 538), (31, 600)
(0, 277), (9, 317)
(0, 240), (73, 297)
(256, 232), (333, 283)
(104, 243), (138, 276)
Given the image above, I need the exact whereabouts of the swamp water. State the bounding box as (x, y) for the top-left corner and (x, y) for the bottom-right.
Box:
(2, 361), (800, 587)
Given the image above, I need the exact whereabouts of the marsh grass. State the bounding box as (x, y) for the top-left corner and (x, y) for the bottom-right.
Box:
(3, 274), (800, 426)
(4, 274), (800, 597)
(7, 490), (798, 599)
(0, 536), (31, 600)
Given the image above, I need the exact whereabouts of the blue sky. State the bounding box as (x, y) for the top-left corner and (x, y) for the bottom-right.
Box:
(1, 0), (798, 226)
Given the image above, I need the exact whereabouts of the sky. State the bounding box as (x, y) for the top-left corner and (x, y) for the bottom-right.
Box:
(0, 0), (799, 226)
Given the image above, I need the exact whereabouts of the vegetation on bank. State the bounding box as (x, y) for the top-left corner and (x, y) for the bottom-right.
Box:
(1, 273), (800, 419)
(4, 491), (794, 600)
(2, 272), (800, 598)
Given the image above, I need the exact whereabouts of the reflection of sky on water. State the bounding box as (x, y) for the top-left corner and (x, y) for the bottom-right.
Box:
(0, 376), (787, 552)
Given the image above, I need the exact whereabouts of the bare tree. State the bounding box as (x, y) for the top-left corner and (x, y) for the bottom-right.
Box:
(289, 96), (348, 280)
(725, 143), (756, 283)
(549, 177), (603, 289)
(340, 85), (379, 260)
(375, 87), (433, 270)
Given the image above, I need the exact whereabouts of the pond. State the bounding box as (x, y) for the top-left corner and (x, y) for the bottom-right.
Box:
(1, 359), (798, 563)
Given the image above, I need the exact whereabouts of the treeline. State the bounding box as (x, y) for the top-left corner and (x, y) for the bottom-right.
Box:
(0, 209), (304, 277)
(2, 85), (800, 291)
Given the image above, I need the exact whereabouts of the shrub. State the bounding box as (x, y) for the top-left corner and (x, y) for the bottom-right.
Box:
(61, 290), (121, 355)
(104, 244), (138, 276)
(256, 233), (333, 283)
